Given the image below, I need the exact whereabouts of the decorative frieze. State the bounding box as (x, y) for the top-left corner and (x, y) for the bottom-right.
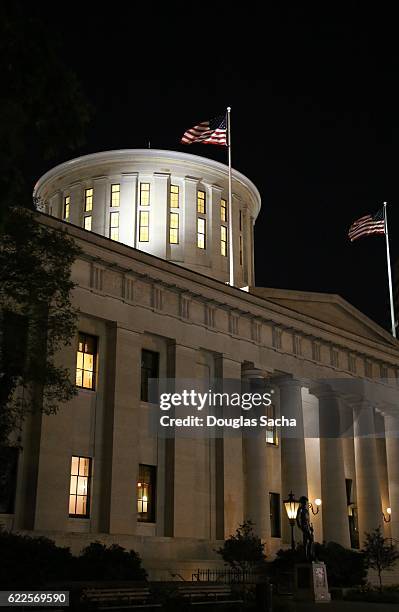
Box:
(90, 264), (104, 291)
(204, 304), (216, 328)
(292, 334), (302, 356)
(312, 341), (321, 362)
(180, 293), (190, 320)
(330, 347), (339, 368)
(123, 276), (135, 302)
(229, 312), (239, 336)
(151, 285), (163, 311)
(251, 319), (262, 343)
(272, 327), (282, 350)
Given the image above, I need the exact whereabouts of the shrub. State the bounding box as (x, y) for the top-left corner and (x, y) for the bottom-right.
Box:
(216, 521), (267, 572)
(75, 542), (147, 581)
(314, 541), (367, 587)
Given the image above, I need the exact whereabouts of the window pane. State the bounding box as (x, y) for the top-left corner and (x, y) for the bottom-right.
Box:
(69, 495), (76, 514)
(84, 216), (92, 231)
(83, 370), (93, 389)
(77, 476), (88, 495)
(170, 185), (179, 208)
(70, 475), (77, 494)
(111, 184), (120, 207)
(69, 456), (91, 517)
(80, 457), (90, 477)
(140, 183), (150, 206)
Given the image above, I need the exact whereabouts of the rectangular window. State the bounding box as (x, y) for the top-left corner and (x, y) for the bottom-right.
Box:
(169, 212), (179, 244)
(197, 190), (206, 214)
(109, 211), (119, 241)
(141, 349), (159, 402)
(63, 196), (70, 220)
(221, 225), (227, 256)
(84, 216), (92, 231)
(85, 188), (93, 212)
(266, 403), (279, 445)
(221, 198), (227, 222)
(137, 464), (156, 522)
(111, 183), (120, 207)
(76, 333), (97, 390)
(140, 183), (150, 206)
(239, 235), (243, 265)
(170, 185), (179, 208)
(269, 492), (281, 537)
(69, 456), (91, 517)
(197, 218), (206, 249)
(139, 211), (149, 242)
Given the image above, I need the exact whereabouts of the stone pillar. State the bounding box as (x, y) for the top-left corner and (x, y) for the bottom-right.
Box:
(353, 402), (383, 544)
(313, 386), (351, 547)
(242, 367), (271, 543)
(278, 377), (308, 545)
(120, 173), (137, 248)
(151, 173), (169, 259)
(385, 413), (399, 541)
(92, 176), (107, 236)
(69, 182), (83, 227)
(182, 176), (199, 266)
(106, 325), (141, 534)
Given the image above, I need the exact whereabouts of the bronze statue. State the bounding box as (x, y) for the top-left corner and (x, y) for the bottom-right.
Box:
(296, 495), (315, 561)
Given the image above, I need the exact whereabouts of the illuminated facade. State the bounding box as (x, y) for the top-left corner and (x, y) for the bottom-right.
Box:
(1, 150), (399, 583)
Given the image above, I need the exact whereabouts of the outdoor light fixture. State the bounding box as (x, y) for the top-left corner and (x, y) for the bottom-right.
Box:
(283, 491), (300, 550)
(309, 498), (322, 515)
(383, 507), (392, 523)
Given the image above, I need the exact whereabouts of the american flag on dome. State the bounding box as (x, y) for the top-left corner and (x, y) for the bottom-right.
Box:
(348, 208), (385, 242)
(181, 114), (227, 146)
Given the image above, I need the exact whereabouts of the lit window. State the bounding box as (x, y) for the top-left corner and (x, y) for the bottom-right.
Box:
(221, 225), (227, 256)
(141, 349), (159, 402)
(84, 216), (92, 231)
(140, 183), (150, 206)
(221, 198), (227, 222)
(137, 464), (156, 522)
(197, 218), (206, 249)
(69, 456), (91, 517)
(197, 190), (206, 214)
(85, 188), (93, 212)
(269, 492), (281, 537)
(139, 211), (149, 242)
(169, 212), (179, 244)
(63, 196), (70, 221)
(111, 184), (120, 207)
(170, 185), (179, 208)
(266, 403), (278, 446)
(239, 235), (243, 265)
(109, 211), (119, 241)
(76, 333), (97, 390)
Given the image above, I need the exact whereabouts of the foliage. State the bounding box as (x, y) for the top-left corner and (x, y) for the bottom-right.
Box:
(0, 207), (80, 447)
(344, 584), (399, 604)
(216, 520), (267, 572)
(362, 527), (399, 591)
(0, 3), (91, 214)
(75, 542), (147, 581)
(0, 529), (73, 588)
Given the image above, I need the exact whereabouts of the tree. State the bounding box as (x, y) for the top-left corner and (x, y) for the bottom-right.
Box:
(362, 527), (399, 591)
(0, 207), (80, 449)
(216, 521), (267, 573)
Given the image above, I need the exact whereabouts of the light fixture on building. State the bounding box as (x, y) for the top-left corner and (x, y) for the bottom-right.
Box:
(283, 491), (300, 550)
(309, 498), (322, 515)
(383, 507), (392, 523)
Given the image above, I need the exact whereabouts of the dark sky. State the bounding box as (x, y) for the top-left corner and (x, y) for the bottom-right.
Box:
(38, 6), (399, 333)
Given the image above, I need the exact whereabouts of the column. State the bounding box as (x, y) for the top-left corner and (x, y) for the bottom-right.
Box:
(313, 385), (351, 547)
(353, 401), (383, 544)
(106, 325), (141, 534)
(69, 182), (83, 227)
(183, 176), (199, 266)
(92, 176), (107, 236)
(209, 184), (225, 281)
(385, 413), (399, 541)
(278, 377), (308, 545)
(120, 173), (137, 248)
(243, 367), (271, 543)
(151, 173), (169, 259)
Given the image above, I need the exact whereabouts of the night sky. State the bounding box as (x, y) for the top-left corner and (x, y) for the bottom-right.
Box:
(36, 6), (399, 333)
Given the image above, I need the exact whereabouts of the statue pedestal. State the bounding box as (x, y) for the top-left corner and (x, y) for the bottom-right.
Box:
(294, 562), (331, 603)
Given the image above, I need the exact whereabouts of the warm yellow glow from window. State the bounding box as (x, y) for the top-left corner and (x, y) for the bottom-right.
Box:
(169, 212), (179, 244)
(76, 333), (97, 390)
(109, 211), (119, 241)
(197, 217), (206, 249)
(139, 210), (149, 242)
(84, 216), (92, 231)
(221, 198), (227, 222)
(197, 190), (206, 214)
(64, 196), (70, 220)
(111, 183), (120, 207)
(69, 456), (91, 517)
(140, 183), (150, 206)
(170, 185), (179, 208)
(85, 188), (93, 212)
(221, 225), (227, 256)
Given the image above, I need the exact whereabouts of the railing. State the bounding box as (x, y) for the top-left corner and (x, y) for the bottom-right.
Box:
(191, 568), (261, 583)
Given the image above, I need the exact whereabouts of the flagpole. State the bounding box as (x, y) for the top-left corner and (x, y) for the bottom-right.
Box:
(227, 107), (234, 286)
(383, 202), (396, 338)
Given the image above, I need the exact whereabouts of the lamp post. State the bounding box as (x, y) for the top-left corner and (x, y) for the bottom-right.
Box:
(309, 498), (322, 515)
(283, 491), (300, 550)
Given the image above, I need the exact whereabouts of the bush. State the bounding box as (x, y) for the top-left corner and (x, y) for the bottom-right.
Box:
(345, 585), (399, 604)
(75, 542), (147, 581)
(0, 530), (73, 588)
(216, 521), (267, 572)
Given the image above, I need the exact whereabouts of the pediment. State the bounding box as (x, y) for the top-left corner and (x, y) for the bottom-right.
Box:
(250, 287), (398, 348)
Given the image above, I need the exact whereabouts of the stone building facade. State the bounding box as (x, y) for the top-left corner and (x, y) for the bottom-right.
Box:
(1, 150), (399, 580)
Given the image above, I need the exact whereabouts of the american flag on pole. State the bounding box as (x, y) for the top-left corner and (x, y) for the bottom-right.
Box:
(348, 208), (385, 242)
(181, 114), (227, 146)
